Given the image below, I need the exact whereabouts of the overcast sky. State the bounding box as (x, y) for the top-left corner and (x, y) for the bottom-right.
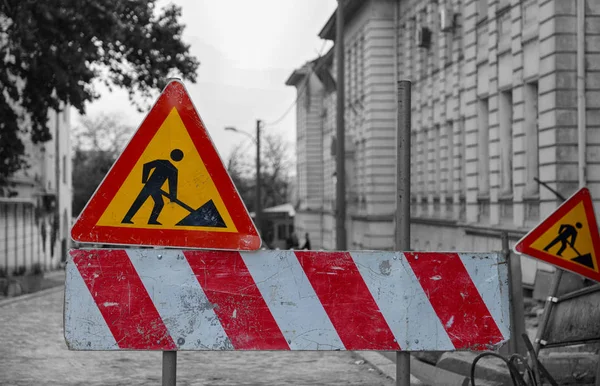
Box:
(76, 0), (337, 163)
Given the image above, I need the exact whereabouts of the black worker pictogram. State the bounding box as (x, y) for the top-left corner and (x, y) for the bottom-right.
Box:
(121, 149), (226, 228)
(543, 222), (594, 269)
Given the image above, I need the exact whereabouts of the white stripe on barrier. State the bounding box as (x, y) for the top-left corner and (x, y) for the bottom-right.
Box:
(241, 250), (345, 350)
(458, 253), (510, 340)
(127, 249), (232, 350)
(351, 251), (454, 350)
(64, 262), (118, 350)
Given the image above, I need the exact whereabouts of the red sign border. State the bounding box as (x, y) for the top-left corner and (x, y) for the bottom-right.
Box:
(514, 187), (600, 282)
(71, 80), (260, 250)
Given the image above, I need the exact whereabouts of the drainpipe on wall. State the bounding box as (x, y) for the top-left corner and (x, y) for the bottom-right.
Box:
(577, 0), (586, 188)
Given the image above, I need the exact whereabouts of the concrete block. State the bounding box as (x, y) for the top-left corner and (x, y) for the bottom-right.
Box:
(556, 90), (579, 108)
(556, 144), (578, 162)
(585, 71), (600, 89)
(586, 54), (600, 70)
(436, 352), (512, 385)
(588, 144), (600, 162)
(539, 1), (555, 23)
(587, 0), (600, 14)
(538, 351), (598, 384)
(533, 270), (585, 301)
(555, 0), (576, 15)
(587, 90), (600, 108)
(586, 16), (600, 33)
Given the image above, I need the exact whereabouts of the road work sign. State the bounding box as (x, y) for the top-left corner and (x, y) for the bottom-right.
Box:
(71, 80), (260, 250)
(515, 187), (600, 282)
(65, 249), (509, 351)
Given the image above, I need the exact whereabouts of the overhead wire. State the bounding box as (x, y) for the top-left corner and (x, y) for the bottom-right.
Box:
(262, 39), (332, 128)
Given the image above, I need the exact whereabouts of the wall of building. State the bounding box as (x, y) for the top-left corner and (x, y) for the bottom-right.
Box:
(290, 1), (598, 287)
(397, 0), (600, 284)
(0, 106), (71, 272)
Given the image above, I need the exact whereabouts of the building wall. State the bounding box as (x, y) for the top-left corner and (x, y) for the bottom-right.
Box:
(399, 0), (600, 285)
(0, 106), (72, 272)
(289, 0), (397, 251)
(290, 0), (598, 284)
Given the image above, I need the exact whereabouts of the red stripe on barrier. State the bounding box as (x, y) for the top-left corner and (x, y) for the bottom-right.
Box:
(404, 252), (504, 349)
(294, 251), (400, 350)
(71, 249), (176, 350)
(184, 250), (289, 350)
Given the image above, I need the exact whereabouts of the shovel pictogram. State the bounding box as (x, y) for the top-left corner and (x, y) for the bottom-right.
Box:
(569, 243), (594, 270)
(159, 190), (226, 228)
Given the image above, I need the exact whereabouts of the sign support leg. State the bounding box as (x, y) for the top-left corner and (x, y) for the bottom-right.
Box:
(162, 350), (177, 386)
(503, 232), (527, 356)
(395, 80), (411, 385)
(533, 269), (563, 354)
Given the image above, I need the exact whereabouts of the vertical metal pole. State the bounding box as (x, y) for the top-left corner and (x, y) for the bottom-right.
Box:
(23, 204), (27, 269)
(255, 119), (262, 238)
(3, 204), (7, 271)
(162, 351), (177, 386)
(396, 80), (411, 385)
(14, 204), (18, 271)
(55, 111), (61, 263)
(529, 181), (567, 355)
(533, 269), (563, 354)
(335, 0), (347, 250)
(577, 0), (586, 188)
(503, 232), (526, 356)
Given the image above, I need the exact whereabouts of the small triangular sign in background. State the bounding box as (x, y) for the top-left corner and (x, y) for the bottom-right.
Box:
(515, 187), (600, 282)
(71, 80), (261, 251)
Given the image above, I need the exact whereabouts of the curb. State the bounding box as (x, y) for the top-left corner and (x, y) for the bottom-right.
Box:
(353, 351), (424, 385)
(0, 285), (64, 308)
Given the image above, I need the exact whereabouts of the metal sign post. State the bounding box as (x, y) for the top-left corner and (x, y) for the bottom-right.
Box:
(162, 351), (176, 386)
(395, 80), (411, 385)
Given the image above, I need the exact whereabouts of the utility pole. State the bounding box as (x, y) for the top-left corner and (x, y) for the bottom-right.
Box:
(335, 0), (347, 250)
(255, 119), (262, 238)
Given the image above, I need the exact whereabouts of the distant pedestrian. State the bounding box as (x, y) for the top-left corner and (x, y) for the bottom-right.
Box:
(301, 233), (311, 250)
(286, 232), (300, 249)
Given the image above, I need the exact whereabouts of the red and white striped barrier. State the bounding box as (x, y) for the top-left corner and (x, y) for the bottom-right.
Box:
(65, 249), (510, 351)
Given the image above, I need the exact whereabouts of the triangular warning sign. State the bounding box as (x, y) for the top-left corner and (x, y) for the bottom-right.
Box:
(515, 187), (600, 282)
(71, 80), (261, 250)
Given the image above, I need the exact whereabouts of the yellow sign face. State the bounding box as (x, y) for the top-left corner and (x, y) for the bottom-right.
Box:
(528, 201), (597, 271)
(71, 80), (260, 250)
(515, 187), (600, 282)
(96, 108), (237, 233)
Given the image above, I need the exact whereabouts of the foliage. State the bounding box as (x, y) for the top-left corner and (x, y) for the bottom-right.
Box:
(12, 265), (26, 277)
(226, 133), (294, 213)
(71, 114), (133, 216)
(0, 0), (199, 190)
(30, 263), (43, 275)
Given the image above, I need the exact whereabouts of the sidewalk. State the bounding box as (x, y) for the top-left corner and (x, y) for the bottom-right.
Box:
(0, 268), (65, 306)
(0, 286), (393, 385)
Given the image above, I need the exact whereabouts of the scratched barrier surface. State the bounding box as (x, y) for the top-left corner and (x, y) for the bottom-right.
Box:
(64, 249), (510, 351)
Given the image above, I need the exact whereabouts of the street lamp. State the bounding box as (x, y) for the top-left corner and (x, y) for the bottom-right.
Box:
(224, 120), (262, 237)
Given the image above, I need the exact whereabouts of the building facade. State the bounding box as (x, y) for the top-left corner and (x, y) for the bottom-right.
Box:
(0, 106), (72, 273)
(289, 0), (599, 286)
(288, 0), (397, 251)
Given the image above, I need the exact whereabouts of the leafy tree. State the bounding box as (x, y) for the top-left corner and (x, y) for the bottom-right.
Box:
(71, 114), (133, 216)
(0, 0), (199, 190)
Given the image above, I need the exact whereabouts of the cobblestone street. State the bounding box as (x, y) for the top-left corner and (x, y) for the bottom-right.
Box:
(0, 287), (392, 385)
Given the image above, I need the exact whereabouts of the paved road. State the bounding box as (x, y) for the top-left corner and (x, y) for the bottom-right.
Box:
(0, 287), (393, 385)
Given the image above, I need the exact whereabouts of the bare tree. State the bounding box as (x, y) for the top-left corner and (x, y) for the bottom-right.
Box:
(72, 114), (134, 155)
(226, 132), (294, 212)
(71, 113), (134, 216)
